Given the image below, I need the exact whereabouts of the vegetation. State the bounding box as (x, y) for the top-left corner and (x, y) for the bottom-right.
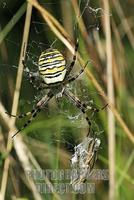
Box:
(0, 0), (134, 200)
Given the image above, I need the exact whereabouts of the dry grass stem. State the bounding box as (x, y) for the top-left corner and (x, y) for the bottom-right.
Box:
(0, 3), (35, 200)
(0, 1), (133, 199)
(112, 0), (134, 49)
(27, 0), (74, 52)
(71, 0), (103, 78)
(27, 0), (134, 143)
(103, 0), (116, 199)
(0, 102), (43, 200)
(0, 2), (27, 45)
(0, 101), (62, 200)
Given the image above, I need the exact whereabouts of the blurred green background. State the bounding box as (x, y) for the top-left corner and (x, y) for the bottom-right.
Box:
(0, 0), (134, 200)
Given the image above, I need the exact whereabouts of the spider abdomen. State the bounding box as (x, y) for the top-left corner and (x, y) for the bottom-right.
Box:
(38, 49), (66, 84)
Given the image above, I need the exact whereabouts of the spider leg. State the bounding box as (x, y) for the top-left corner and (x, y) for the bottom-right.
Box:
(64, 89), (92, 135)
(6, 90), (53, 119)
(65, 39), (79, 78)
(64, 89), (107, 135)
(5, 110), (35, 119)
(22, 60), (48, 91)
(12, 91), (54, 138)
(5, 91), (52, 119)
(64, 60), (89, 84)
(22, 60), (38, 80)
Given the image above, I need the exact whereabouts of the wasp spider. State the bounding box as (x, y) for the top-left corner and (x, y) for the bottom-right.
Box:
(7, 40), (107, 138)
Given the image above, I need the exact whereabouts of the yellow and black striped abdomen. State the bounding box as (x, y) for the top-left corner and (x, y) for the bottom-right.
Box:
(38, 49), (66, 84)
